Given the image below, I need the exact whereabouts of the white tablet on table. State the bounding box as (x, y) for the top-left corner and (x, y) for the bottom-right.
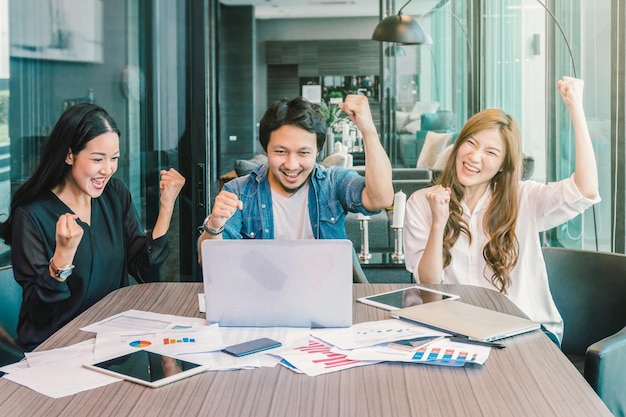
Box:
(357, 285), (460, 311)
(84, 349), (208, 388)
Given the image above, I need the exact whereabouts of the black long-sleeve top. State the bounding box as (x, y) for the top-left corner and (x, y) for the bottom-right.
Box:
(12, 178), (169, 350)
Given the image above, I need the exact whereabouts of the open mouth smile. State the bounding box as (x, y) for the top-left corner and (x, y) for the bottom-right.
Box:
(463, 162), (480, 173)
(281, 170), (301, 179)
(91, 177), (108, 190)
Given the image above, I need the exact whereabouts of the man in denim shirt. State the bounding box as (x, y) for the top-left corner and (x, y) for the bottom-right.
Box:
(198, 95), (393, 257)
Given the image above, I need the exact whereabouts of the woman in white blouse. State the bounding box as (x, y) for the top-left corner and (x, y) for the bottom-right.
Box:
(403, 76), (600, 344)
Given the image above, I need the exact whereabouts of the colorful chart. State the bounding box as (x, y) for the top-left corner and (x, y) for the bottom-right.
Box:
(129, 340), (152, 348)
(163, 337), (196, 345)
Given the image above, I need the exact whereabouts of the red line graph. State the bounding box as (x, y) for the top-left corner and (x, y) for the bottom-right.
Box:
(296, 340), (361, 369)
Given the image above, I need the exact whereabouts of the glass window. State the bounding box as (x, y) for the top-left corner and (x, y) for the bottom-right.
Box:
(0, 0), (10, 263)
(391, 0), (470, 169)
(483, 0), (542, 176)
(481, 0), (611, 251)
(549, 0), (611, 251)
(0, 0), (189, 277)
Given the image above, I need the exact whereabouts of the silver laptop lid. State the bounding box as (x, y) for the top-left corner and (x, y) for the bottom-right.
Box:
(392, 300), (540, 341)
(201, 239), (353, 328)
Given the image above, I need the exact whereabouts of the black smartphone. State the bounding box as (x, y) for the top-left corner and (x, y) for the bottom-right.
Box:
(221, 337), (282, 357)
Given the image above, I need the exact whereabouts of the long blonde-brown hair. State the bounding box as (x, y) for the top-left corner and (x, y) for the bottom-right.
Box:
(438, 109), (523, 292)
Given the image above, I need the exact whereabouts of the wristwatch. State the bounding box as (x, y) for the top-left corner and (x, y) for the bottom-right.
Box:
(202, 215), (224, 236)
(49, 258), (75, 280)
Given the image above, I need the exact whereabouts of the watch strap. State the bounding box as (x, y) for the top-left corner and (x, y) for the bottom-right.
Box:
(202, 215), (224, 236)
(49, 257), (75, 279)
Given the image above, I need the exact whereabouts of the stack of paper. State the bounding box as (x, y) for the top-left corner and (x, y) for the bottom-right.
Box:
(275, 319), (491, 377)
(0, 311), (308, 397)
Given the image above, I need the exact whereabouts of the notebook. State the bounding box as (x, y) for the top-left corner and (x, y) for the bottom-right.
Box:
(391, 300), (541, 342)
(201, 239), (353, 328)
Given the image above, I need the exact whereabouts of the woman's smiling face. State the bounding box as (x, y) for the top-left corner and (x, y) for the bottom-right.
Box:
(66, 132), (120, 198)
(455, 127), (506, 193)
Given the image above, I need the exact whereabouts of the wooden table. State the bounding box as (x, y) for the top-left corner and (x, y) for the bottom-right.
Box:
(0, 283), (613, 417)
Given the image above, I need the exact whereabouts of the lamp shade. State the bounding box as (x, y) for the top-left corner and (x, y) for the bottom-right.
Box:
(372, 13), (432, 45)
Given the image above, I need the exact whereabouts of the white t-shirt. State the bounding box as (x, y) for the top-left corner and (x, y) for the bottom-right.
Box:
(403, 176), (600, 342)
(271, 182), (314, 240)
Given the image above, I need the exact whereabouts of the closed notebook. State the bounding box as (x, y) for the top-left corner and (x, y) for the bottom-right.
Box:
(391, 300), (540, 342)
(201, 239), (353, 328)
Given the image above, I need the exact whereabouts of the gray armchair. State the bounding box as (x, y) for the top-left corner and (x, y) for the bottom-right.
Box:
(586, 327), (626, 416)
(542, 247), (626, 416)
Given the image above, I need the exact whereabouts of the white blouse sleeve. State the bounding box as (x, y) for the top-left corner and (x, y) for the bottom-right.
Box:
(403, 187), (434, 281)
(520, 175), (601, 232)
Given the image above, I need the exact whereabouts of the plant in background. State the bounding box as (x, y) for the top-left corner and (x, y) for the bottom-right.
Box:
(317, 99), (350, 156)
(317, 100), (347, 134)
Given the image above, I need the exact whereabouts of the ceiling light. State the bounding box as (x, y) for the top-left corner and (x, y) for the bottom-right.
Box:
(372, 0), (432, 45)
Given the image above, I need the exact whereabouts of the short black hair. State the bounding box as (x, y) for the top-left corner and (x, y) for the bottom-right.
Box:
(258, 97), (326, 152)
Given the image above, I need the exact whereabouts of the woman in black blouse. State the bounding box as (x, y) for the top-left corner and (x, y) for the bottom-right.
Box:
(0, 103), (185, 350)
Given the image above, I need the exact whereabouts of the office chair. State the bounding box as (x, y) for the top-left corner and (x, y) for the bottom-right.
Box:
(0, 326), (24, 372)
(0, 265), (22, 341)
(0, 265), (25, 370)
(542, 247), (626, 417)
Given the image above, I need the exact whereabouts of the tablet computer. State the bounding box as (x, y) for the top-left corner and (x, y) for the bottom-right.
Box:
(357, 286), (460, 311)
(84, 350), (208, 388)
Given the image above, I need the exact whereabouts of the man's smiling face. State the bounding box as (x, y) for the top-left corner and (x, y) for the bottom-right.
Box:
(266, 124), (319, 197)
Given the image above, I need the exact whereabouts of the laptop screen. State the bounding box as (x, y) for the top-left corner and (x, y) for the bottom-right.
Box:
(201, 239), (353, 328)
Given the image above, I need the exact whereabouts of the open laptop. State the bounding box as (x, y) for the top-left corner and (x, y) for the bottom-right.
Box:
(391, 300), (541, 342)
(201, 239), (353, 328)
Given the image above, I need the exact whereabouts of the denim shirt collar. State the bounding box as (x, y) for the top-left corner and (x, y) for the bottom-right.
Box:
(249, 162), (328, 184)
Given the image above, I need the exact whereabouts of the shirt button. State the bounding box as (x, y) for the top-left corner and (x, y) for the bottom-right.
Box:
(264, 229), (269, 233)
(330, 217), (335, 222)
(261, 204), (266, 208)
(147, 245), (153, 251)
(250, 232), (255, 237)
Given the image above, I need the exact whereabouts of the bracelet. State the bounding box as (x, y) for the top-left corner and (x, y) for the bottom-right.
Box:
(202, 215), (224, 236)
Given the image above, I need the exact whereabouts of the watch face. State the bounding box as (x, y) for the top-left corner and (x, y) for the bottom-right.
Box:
(58, 268), (73, 279)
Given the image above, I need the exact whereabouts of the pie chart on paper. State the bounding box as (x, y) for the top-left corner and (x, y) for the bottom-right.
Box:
(129, 340), (152, 348)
